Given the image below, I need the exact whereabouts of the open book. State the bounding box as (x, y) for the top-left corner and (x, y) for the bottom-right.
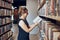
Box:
(33, 16), (42, 23)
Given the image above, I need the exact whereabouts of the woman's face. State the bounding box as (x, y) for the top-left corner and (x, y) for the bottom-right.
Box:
(22, 10), (28, 18)
(24, 10), (28, 18)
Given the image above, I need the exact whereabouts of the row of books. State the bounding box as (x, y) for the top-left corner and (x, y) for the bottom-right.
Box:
(0, 23), (12, 35)
(0, 18), (11, 25)
(0, 9), (12, 16)
(0, 0), (13, 39)
(0, 31), (12, 40)
(0, 0), (12, 9)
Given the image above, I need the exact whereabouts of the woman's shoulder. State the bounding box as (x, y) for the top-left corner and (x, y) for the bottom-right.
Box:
(18, 19), (25, 23)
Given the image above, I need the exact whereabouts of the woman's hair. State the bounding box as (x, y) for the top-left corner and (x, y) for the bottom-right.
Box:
(18, 6), (28, 16)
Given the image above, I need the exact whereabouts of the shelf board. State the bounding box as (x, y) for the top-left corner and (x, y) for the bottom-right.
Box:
(6, 34), (13, 40)
(0, 6), (12, 10)
(39, 15), (60, 26)
(52, 28), (60, 32)
(0, 16), (11, 18)
(0, 30), (11, 37)
(0, 22), (12, 27)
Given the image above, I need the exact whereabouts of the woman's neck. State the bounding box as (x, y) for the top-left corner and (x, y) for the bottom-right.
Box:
(19, 16), (25, 20)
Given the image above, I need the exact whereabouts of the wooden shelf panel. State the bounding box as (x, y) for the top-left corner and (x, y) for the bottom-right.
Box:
(0, 22), (12, 27)
(0, 6), (12, 10)
(39, 15), (60, 26)
(43, 16), (60, 21)
(0, 30), (11, 37)
(52, 28), (60, 32)
(0, 16), (11, 18)
(6, 34), (13, 40)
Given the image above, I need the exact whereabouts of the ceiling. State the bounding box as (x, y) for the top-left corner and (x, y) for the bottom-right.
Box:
(12, 0), (26, 8)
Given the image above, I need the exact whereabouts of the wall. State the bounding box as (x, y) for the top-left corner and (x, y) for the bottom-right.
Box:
(26, 0), (39, 34)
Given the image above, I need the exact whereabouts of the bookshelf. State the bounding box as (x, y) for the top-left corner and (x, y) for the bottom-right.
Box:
(38, 0), (60, 40)
(0, 0), (13, 40)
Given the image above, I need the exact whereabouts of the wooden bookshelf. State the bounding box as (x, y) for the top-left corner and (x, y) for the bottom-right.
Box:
(0, 0), (13, 40)
(38, 0), (60, 40)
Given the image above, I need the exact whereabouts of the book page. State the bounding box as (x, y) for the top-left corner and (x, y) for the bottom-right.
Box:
(33, 16), (42, 23)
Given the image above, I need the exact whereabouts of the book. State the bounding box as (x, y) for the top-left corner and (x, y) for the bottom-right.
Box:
(2, 27), (5, 33)
(6, 25), (9, 31)
(6, 18), (11, 23)
(2, 35), (5, 40)
(4, 2), (7, 8)
(8, 0), (12, 2)
(1, 9), (4, 16)
(10, 10), (12, 16)
(5, 33), (8, 39)
(6, 10), (10, 16)
(1, 1), (4, 7)
(8, 31), (10, 37)
(5, 26), (7, 32)
(8, 3), (10, 8)
(9, 37), (13, 40)
(0, 28), (2, 35)
(33, 16), (42, 23)
(10, 4), (12, 9)
(0, 9), (3, 16)
(0, 18), (2, 25)
(2, 18), (5, 25)
(4, 9), (7, 16)
(0, 0), (1, 6)
(0, 37), (1, 40)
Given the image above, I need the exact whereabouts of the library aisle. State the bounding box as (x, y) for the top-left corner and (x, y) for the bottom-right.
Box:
(0, 0), (60, 40)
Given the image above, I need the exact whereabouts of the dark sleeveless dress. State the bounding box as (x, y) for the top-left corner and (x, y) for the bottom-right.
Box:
(18, 19), (30, 40)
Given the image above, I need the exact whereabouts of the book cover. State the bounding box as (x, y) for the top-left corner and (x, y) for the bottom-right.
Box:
(2, 35), (6, 40)
(0, 19), (2, 25)
(1, 1), (4, 7)
(5, 33), (8, 39)
(8, 32), (10, 37)
(2, 27), (5, 34)
(6, 10), (10, 16)
(2, 19), (5, 25)
(0, 37), (1, 40)
(0, 9), (3, 16)
(6, 25), (9, 31)
(0, 9), (4, 16)
(6, 18), (11, 23)
(4, 9), (7, 16)
(5, 26), (7, 32)
(10, 10), (12, 16)
(0, 28), (2, 35)
(8, 0), (12, 2)
(10, 4), (12, 9)
(4, 2), (7, 8)
(0, 0), (1, 6)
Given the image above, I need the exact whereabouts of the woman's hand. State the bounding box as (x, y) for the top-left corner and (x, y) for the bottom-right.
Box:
(34, 22), (39, 26)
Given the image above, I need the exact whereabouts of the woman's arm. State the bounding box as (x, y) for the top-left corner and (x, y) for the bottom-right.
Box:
(19, 20), (39, 33)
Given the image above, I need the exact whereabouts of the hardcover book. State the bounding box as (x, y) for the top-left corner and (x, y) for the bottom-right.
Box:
(1, 1), (4, 7)
(0, 28), (2, 35)
(0, 0), (1, 6)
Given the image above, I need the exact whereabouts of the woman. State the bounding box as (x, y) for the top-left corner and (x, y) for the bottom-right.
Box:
(18, 7), (39, 40)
